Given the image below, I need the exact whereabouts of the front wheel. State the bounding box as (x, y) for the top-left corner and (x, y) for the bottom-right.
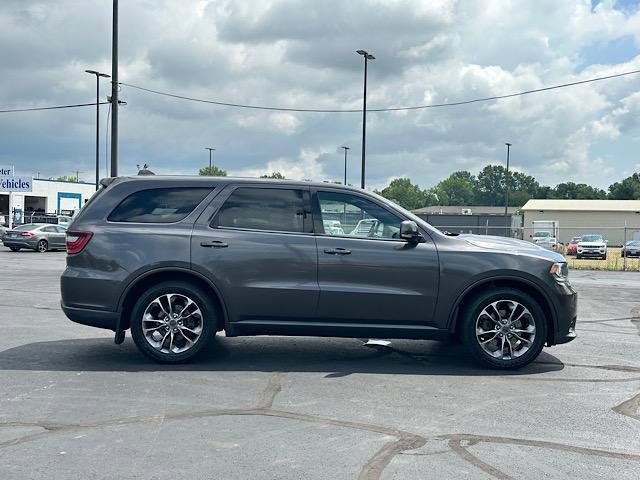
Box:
(461, 288), (547, 369)
(130, 282), (217, 363)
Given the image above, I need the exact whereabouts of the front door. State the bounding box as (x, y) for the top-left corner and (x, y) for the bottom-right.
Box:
(191, 185), (318, 325)
(313, 189), (439, 326)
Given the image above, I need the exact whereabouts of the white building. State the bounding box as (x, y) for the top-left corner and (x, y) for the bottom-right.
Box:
(0, 179), (96, 227)
(520, 199), (640, 245)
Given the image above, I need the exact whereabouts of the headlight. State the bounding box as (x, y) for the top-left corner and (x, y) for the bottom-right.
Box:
(550, 262), (569, 282)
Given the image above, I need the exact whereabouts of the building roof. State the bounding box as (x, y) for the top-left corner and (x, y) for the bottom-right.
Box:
(413, 205), (519, 215)
(521, 199), (640, 212)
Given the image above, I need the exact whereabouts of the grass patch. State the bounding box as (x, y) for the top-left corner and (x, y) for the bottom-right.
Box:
(564, 247), (640, 272)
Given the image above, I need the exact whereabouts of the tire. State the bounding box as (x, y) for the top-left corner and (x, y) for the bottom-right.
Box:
(461, 287), (547, 369)
(9, 247), (20, 252)
(36, 240), (48, 253)
(602, 254), (607, 260)
(130, 281), (217, 363)
(576, 255), (581, 259)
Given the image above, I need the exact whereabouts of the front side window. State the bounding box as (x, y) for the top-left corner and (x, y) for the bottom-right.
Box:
(213, 187), (311, 233)
(317, 191), (402, 240)
(108, 188), (212, 223)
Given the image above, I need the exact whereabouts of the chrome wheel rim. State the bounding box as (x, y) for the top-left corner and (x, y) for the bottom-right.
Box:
(475, 300), (536, 361)
(37, 241), (47, 252)
(142, 294), (204, 354)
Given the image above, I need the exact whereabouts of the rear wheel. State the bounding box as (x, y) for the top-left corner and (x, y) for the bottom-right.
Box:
(36, 240), (48, 253)
(9, 247), (20, 252)
(130, 281), (216, 363)
(461, 288), (547, 369)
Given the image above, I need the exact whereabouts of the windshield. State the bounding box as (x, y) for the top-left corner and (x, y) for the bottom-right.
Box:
(533, 231), (551, 237)
(581, 235), (603, 242)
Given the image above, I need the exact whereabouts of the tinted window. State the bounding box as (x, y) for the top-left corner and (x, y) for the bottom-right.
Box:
(317, 191), (402, 240)
(55, 226), (67, 233)
(214, 187), (311, 233)
(43, 226), (58, 233)
(108, 188), (212, 223)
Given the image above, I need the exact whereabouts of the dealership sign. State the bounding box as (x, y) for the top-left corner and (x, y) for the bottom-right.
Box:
(0, 165), (32, 192)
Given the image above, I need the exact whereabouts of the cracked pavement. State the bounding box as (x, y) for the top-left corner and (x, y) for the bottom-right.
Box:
(0, 251), (639, 479)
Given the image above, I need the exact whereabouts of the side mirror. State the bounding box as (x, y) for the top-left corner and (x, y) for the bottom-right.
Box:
(400, 220), (422, 243)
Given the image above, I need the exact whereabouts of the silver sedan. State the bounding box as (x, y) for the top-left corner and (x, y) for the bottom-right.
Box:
(1, 223), (68, 252)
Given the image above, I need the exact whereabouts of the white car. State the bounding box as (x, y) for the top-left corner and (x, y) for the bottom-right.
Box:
(576, 234), (607, 260)
(322, 220), (345, 236)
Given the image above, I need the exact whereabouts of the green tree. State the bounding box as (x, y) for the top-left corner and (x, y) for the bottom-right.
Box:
(375, 178), (430, 210)
(56, 175), (78, 182)
(432, 171), (477, 205)
(198, 165), (227, 177)
(550, 182), (607, 199)
(475, 165), (540, 206)
(260, 171), (285, 179)
(608, 173), (640, 199)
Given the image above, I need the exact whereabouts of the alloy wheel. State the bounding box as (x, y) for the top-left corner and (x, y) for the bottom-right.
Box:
(475, 300), (536, 361)
(37, 240), (47, 252)
(141, 293), (204, 354)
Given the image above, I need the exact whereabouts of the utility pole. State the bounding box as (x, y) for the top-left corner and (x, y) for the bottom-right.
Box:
(110, 0), (119, 177)
(74, 170), (84, 182)
(341, 146), (350, 185)
(504, 142), (512, 237)
(85, 70), (110, 190)
(356, 50), (375, 190)
(205, 147), (215, 173)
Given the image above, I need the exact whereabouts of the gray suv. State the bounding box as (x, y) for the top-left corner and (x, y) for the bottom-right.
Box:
(61, 176), (577, 369)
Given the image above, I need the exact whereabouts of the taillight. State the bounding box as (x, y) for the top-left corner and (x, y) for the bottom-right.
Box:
(66, 231), (93, 254)
(21, 232), (35, 237)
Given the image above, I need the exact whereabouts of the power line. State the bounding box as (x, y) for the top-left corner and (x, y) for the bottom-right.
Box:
(120, 68), (640, 113)
(0, 101), (110, 113)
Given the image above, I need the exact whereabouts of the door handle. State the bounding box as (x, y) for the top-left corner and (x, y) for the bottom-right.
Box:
(200, 240), (228, 248)
(323, 247), (351, 255)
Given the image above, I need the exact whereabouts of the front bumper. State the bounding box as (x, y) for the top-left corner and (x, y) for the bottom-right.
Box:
(550, 282), (577, 345)
(61, 301), (119, 331)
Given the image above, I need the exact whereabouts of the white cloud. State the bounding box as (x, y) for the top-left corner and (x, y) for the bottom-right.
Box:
(0, 0), (639, 191)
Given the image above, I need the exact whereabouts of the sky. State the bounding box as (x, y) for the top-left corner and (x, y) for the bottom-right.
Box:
(0, 0), (639, 191)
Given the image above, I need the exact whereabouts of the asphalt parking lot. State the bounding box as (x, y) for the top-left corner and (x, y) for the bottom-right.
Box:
(0, 250), (639, 479)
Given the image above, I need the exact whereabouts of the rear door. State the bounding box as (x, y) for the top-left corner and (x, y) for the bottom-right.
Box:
(312, 188), (439, 327)
(191, 184), (318, 326)
(42, 225), (64, 248)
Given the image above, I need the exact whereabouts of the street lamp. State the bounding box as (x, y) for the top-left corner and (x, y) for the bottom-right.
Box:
(341, 146), (350, 185)
(356, 49), (375, 189)
(205, 147), (215, 173)
(504, 142), (512, 237)
(85, 70), (111, 190)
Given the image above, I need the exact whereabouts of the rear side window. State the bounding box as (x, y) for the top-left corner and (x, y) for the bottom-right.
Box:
(213, 187), (312, 233)
(108, 188), (212, 223)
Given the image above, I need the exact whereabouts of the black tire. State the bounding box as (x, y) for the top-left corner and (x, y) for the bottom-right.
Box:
(576, 255), (581, 259)
(9, 247), (20, 252)
(602, 254), (607, 260)
(461, 287), (547, 369)
(130, 281), (217, 363)
(36, 240), (48, 253)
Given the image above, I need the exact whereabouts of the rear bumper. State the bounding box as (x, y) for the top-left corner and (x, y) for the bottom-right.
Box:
(3, 239), (37, 249)
(61, 301), (119, 331)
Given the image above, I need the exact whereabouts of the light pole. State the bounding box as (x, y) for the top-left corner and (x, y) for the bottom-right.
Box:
(341, 146), (350, 185)
(85, 70), (110, 190)
(110, 0), (119, 177)
(205, 147), (215, 173)
(356, 49), (374, 189)
(504, 142), (512, 237)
